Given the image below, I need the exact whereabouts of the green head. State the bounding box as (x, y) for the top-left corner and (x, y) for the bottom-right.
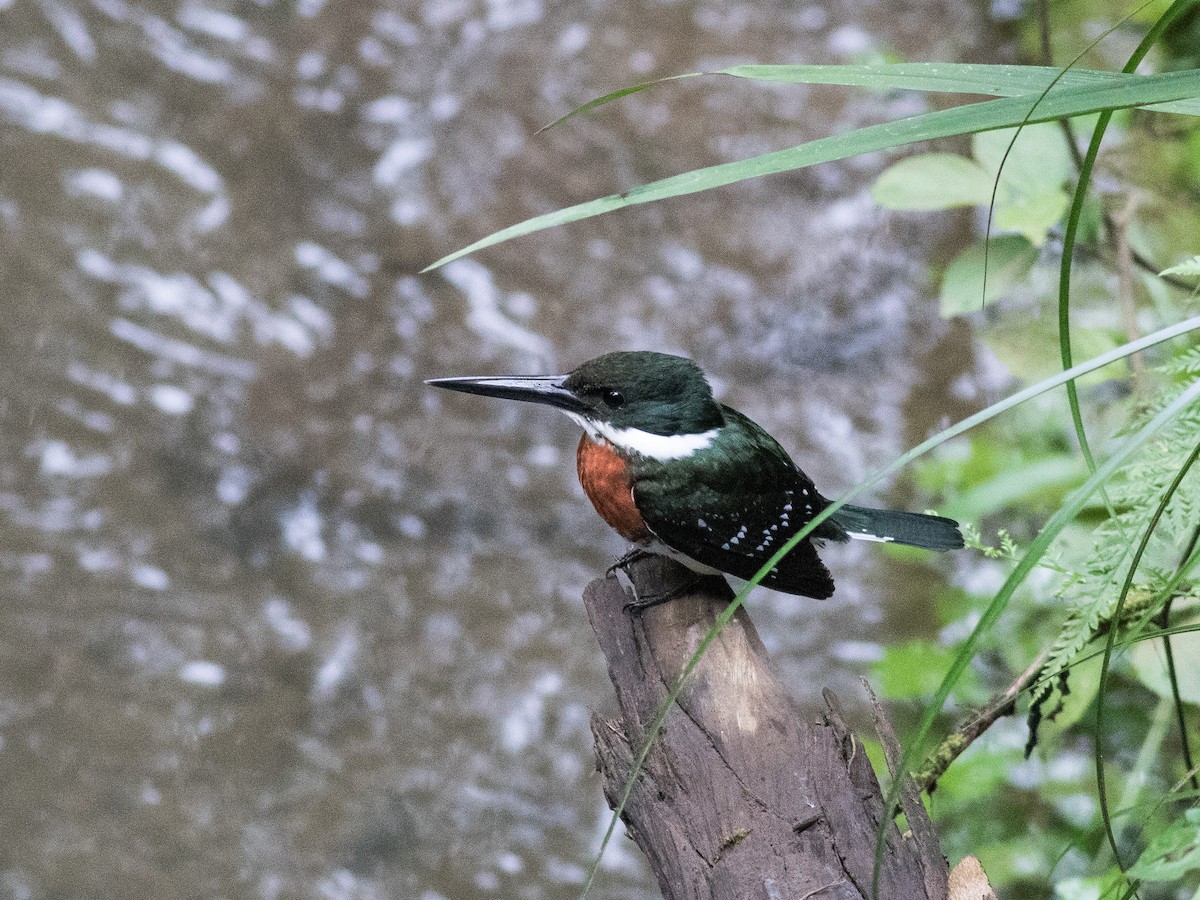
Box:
(427, 351), (725, 436)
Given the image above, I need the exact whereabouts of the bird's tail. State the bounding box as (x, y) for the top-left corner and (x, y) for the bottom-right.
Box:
(829, 504), (963, 551)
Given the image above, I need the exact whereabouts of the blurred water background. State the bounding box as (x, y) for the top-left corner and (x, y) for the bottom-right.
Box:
(0, 1), (1000, 897)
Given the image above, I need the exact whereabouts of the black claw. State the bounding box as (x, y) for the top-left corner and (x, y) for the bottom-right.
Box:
(621, 578), (703, 614)
(607, 546), (653, 577)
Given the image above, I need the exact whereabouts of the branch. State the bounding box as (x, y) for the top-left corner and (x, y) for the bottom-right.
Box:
(584, 555), (949, 899)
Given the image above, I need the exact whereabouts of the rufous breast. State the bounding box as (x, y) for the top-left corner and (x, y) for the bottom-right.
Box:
(576, 434), (649, 542)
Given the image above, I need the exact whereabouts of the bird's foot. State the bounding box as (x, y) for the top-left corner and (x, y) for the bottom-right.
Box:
(606, 547), (710, 612)
(606, 546), (654, 577)
(622, 576), (705, 614)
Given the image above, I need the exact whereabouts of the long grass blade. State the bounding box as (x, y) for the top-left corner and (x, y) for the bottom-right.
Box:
(1167, 521), (1200, 793)
(536, 73), (702, 133)
(538, 64), (1200, 135)
(722, 63), (1200, 116)
(1057, 0), (1193, 512)
(424, 69), (1200, 271)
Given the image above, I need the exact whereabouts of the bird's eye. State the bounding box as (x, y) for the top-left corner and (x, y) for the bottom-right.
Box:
(604, 389), (625, 408)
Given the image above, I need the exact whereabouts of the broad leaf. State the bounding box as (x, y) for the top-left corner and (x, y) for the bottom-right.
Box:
(982, 318), (1123, 383)
(972, 123), (1074, 193)
(992, 188), (1071, 245)
(1127, 809), (1200, 881)
(939, 236), (1038, 315)
(872, 153), (992, 210)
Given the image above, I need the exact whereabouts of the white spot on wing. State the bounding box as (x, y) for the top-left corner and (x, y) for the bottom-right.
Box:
(848, 531), (895, 543)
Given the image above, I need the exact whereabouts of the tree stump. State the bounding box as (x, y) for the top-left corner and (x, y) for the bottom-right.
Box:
(585, 555), (949, 900)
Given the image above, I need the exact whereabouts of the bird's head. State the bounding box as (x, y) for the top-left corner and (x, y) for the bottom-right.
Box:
(427, 351), (725, 437)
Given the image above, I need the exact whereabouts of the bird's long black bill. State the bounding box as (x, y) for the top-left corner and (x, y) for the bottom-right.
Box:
(425, 374), (587, 413)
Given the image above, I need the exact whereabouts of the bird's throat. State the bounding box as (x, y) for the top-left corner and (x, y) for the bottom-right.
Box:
(565, 413), (719, 461)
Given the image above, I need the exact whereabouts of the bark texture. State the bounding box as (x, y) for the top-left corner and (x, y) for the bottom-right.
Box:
(586, 555), (948, 900)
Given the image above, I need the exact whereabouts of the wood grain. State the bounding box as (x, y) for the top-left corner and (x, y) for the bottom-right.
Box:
(585, 555), (948, 900)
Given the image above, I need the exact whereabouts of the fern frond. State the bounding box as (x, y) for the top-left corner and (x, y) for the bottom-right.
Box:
(1027, 361), (1200, 749)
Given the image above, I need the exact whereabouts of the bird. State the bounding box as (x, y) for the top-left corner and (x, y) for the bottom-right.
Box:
(427, 350), (962, 604)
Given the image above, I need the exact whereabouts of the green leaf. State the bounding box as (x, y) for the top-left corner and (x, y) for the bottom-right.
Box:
(945, 455), (1086, 521)
(872, 153), (992, 210)
(874, 640), (980, 700)
(873, 124), (1075, 240)
(972, 123), (1075, 194)
(1053, 871), (1128, 900)
(536, 73), (701, 132)
(424, 68), (1200, 270)
(874, 125), (1074, 240)
(993, 188), (1071, 245)
(939, 236), (1038, 316)
(973, 124), (1075, 244)
(541, 65), (1200, 134)
(719, 64), (1200, 117)
(930, 741), (1013, 802)
(982, 319), (1124, 384)
(1131, 620), (1200, 703)
(1161, 255), (1200, 279)
(1127, 808), (1200, 881)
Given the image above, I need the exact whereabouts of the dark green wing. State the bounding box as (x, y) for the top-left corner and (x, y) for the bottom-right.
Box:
(632, 407), (838, 599)
(637, 486), (836, 598)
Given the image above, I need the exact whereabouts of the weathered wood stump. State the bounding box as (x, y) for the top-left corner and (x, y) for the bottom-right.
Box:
(585, 555), (949, 900)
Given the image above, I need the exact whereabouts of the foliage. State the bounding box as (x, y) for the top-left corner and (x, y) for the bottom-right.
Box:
(874, 122), (1076, 245)
(423, 65), (1200, 272)
(427, 2), (1200, 897)
(900, 3), (1200, 891)
(961, 525), (1023, 561)
(1127, 808), (1200, 882)
(1028, 349), (1200, 745)
(937, 236), (1040, 316)
(1161, 256), (1200, 281)
(1162, 255), (1200, 297)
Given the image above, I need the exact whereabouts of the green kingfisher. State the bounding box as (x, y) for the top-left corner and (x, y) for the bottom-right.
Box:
(427, 351), (962, 601)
